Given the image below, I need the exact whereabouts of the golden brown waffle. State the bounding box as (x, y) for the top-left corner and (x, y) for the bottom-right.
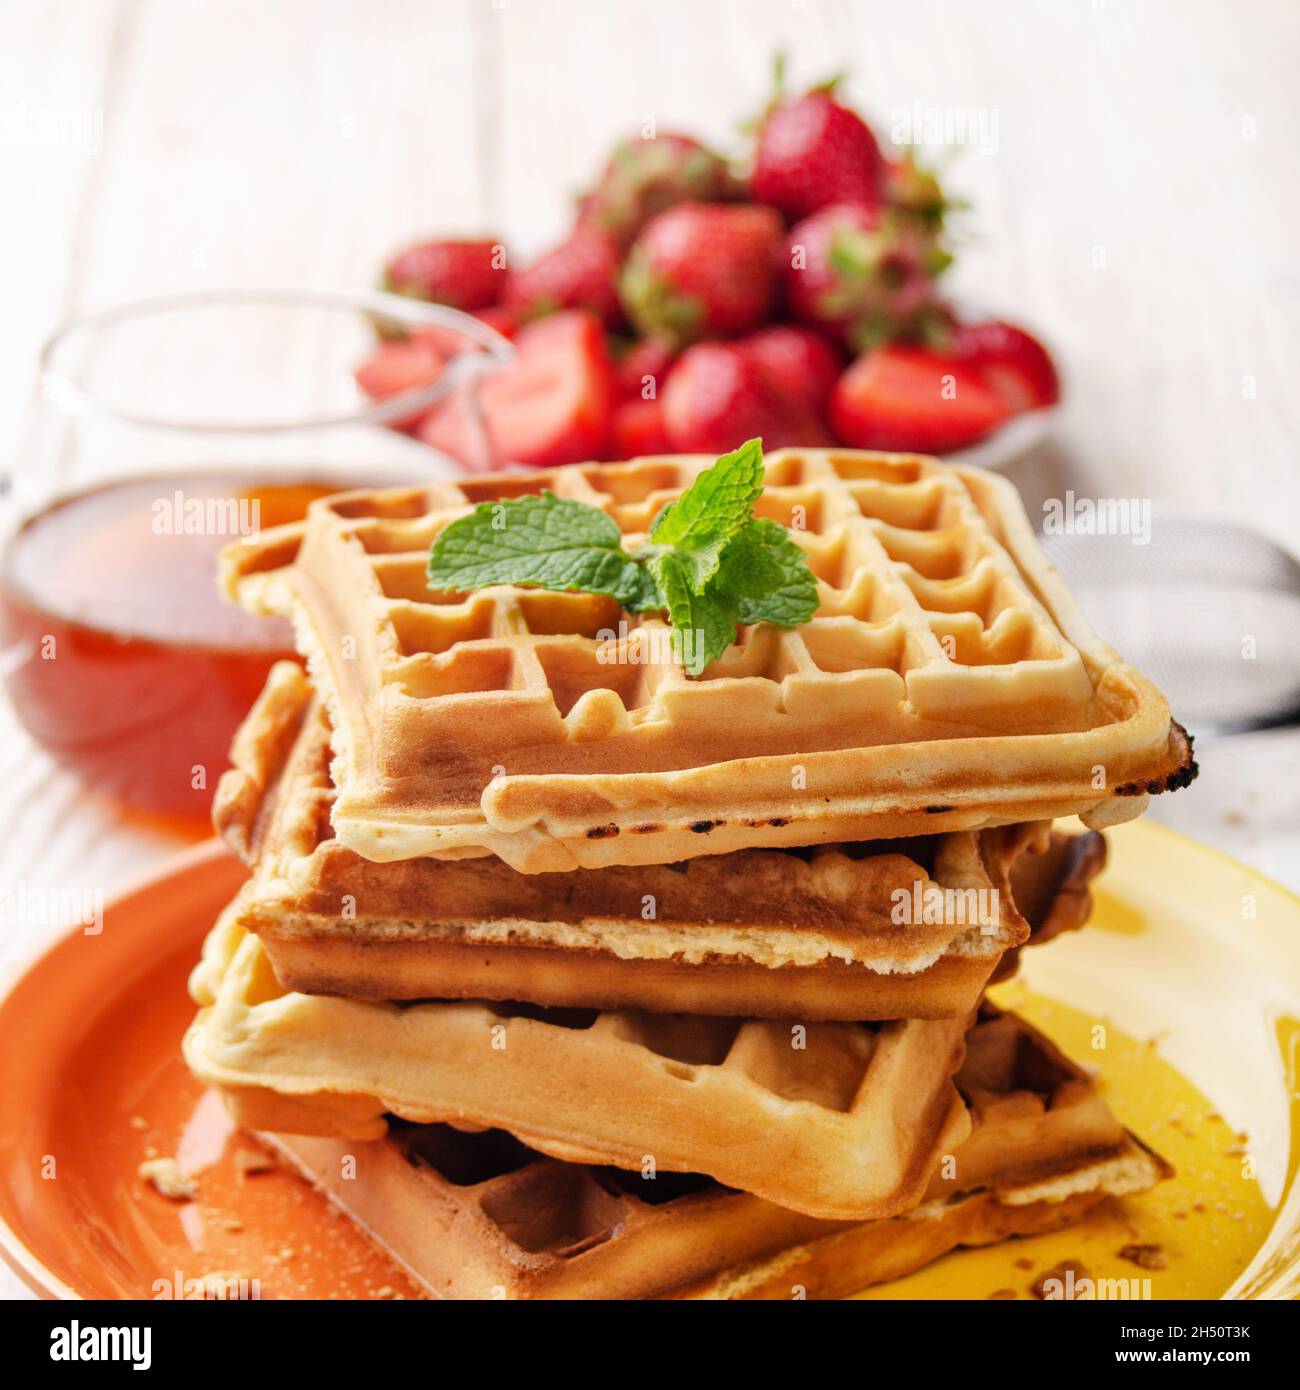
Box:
(254, 1007), (1170, 1299)
(214, 663), (1103, 1019)
(185, 917), (970, 1221)
(221, 449), (1194, 872)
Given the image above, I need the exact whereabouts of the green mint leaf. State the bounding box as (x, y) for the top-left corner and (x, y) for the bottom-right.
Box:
(618, 561), (666, 614)
(714, 519), (821, 629)
(649, 552), (739, 677)
(427, 492), (648, 608)
(424, 442), (820, 679)
(648, 437), (765, 589)
(710, 518), (787, 594)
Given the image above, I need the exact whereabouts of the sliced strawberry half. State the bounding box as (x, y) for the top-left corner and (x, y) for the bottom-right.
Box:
(830, 345), (1012, 453)
(354, 332), (450, 430)
(419, 310), (616, 470)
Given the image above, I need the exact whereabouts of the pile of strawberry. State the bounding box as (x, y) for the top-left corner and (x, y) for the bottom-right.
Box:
(357, 72), (1059, 470)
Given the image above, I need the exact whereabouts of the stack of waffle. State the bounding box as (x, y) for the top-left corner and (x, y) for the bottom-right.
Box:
(184, 448), (1194, 1299)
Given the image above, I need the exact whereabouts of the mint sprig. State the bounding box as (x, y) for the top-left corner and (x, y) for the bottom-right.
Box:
(423, 492), (658, 611)
(426, 438), (819, 676)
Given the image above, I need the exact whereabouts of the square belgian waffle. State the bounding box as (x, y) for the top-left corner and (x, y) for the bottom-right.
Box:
(213, 663), (1105, 1020)
(221, 449), (1194, 872)
(186, 912), (971, 1221)
(254, 1007), (1170, 1300)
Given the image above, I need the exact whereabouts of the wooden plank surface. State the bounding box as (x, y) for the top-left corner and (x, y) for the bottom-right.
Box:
(0, 0), (1297, 1298)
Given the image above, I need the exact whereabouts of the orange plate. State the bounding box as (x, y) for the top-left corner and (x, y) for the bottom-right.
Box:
(0, 841), (418, 1300)
(0, 825), (1295, 1301)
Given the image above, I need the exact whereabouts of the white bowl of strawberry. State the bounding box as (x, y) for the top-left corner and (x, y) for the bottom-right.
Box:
(356, 67), (1060, 473)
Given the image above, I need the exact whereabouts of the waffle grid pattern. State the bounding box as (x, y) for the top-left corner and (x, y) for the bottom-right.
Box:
(221, 449), (1190, 869)
(185, 915), (971, 1219)
(258, 1007), (1167, 1299)
(210, 664), (1081, 1021)
(243, 451), (1094, 727)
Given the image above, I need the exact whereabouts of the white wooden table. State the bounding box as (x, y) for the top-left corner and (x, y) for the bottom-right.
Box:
(1, 0), (1298, 1299)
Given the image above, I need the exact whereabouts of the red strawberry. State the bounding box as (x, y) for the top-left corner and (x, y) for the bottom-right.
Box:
(354, 332), (449, 430)
(620, 203), (783, 346)
(384, 238), (506, 310)
(419, 310), (615, 470)
(752, 86), (884, 219)
(663, 341), (832, 454)
(830, 345), (1012, 453)
(579, 133), (740, 248)
(355, 333), (445, 398)
(474, 304), (525, 340)
(950, 319), (1060, 412)
(616, 337), (677, 402)
(785, 202), (951, 350)
(612, 396), (673, 457)
(785, 202), (878, 318)
(883, 153), (954, 235)
(396, 315), (520, 362)
(738, 325), (843, 418)
(504, 226), (624, 329)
